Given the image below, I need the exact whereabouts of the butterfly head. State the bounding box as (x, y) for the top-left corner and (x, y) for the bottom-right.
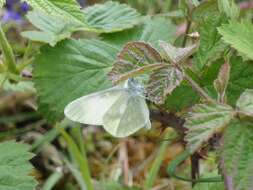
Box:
(125, 78), (146, 97)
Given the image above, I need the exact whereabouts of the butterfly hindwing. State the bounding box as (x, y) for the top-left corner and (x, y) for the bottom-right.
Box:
(103, 92), (150, 137)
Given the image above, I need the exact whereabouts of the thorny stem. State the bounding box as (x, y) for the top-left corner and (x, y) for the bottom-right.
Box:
(0, 24), (18, 74)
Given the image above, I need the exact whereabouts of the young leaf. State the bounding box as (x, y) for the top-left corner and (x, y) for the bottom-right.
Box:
(146, 66), (183, 104)
(160, 41), (198, 64)
(236, 89), (253, 117)
(108, 42), (163, 83)
(102, 17), (176, 50)
(84, 1), (141, 33)
(34, 39), (119, 122)
(221, 119), (253, 190)
(0, 141), (37, 190)
(218, 20), (253, 60)
(214, 61), (230, 103)
(23, 0), (86, 25)
(184, 103), (234, 153)
(193, 3), (228, 72)
(22, 11), (79, 46)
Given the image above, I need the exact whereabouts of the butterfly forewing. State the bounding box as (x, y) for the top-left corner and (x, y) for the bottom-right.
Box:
(64, 86), (124, 125)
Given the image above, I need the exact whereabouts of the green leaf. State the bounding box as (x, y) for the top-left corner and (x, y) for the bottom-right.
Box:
(236, 89), (253, 117)
(146, 66), (183, 104)
(193, 14), (228, 72)
(102, 17), (176, 50)
(165, 83), (199, 111)
(0, 141), (37, 190)
(84, 1), (141, 33)
(22, 11), (79, 46)
(221, 119), (253, 190)
(184, 103), (234, 153)
(160, 41), (198, 64)
(218, 20), (253, 60)
(23, 0), (86, 25)
(218, 0), (240, 20)
(108, 41), (162, 83)
(34, 39), (118, 122)
(192, 0), (219, 22)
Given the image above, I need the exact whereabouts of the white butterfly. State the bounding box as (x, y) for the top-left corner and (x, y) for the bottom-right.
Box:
(64, 79), (151, 137)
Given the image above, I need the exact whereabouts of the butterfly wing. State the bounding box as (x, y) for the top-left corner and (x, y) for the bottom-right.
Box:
(103, 93), (150, 137)
(64, 87), (124, 125)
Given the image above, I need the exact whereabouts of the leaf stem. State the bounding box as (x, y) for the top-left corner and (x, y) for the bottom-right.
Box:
(0, 24), (18, 74)
(184, 72), (216, 103)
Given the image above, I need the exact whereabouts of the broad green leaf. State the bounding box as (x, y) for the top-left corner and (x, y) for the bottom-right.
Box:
(22, 11), (79, 46)
(192, 0), (219, 22)
(221, 119), (253, 190)
(84, 1), (141, 33)
(146, 66), (183, 104)
(193, 14), (228, 72)
(160, 41), (198, 63)
(165, 83), (199, 111)
(184, 103), (234, 153)
(236, 89), (253, 117)
(0, 141), (37, 190)
(218, 20), (253, 60)
(23, 0), (85, 25)
(108, 41), (162, 84)
(102, 17), (176, 50)
(34, 39), (118, 122)
(218, 0), (240, 20)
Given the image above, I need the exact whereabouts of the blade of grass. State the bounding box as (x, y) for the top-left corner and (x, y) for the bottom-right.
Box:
(57, 123), (93, 190)
(144, 129), (178, 189)
(31, 120), (69, 153)
(0, 24), (18, 74)
(42, 168), (64, 190)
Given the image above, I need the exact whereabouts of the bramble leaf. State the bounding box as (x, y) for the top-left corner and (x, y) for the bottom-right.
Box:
(102, 17), (176, 50)
(218, 20), (253, 60)
(0, 141), (37, 190)
(221, 119), (253, 190)
(184, 103), (234, 153)
(22, 11), (79, 46)
(34, 39), (118, 122)
(23, 0), (86, 25)
(218, 0), (240, 20)
(160, 41), (198, 64)
(84, 1), (141, 33)
(108, 42), (162, 83)
(146, 66), (183, 104)
(193, 8), (227, 71)
(236, 89), (253, 117)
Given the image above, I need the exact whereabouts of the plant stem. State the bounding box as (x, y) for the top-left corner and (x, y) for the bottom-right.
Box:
(0, 24), (18, 74)
(184, 72), (216, 103)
